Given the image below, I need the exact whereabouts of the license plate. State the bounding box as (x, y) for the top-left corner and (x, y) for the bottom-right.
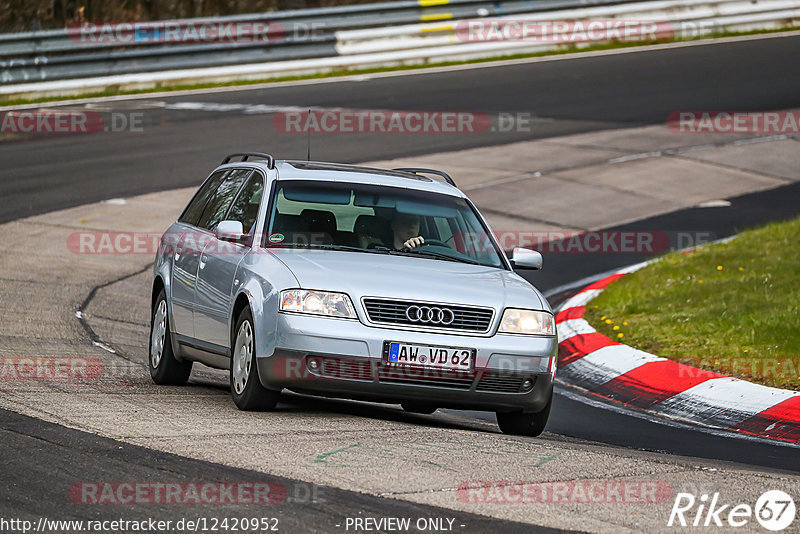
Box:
(386, 342), (474, 371)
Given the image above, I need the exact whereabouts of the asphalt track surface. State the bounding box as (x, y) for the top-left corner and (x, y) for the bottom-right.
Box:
(0, 408), (562, 533)
(2, 34), (800, 530)
(2, 34), (800, 223)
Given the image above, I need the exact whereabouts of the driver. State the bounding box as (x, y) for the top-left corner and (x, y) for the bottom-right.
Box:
(391, 213), (424, 249)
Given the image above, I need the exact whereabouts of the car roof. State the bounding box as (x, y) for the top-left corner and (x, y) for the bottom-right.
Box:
(272, 160), (466, 198)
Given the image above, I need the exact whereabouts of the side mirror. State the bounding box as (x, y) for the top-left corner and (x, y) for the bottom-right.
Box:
(216, 220), (245, 243)
(511, 248), (542, 270)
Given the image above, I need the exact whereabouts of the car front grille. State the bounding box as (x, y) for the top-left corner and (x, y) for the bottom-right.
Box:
(377, 367), (474, 390)
(476, 372), (532, 393)
(362, 298), (494, 333)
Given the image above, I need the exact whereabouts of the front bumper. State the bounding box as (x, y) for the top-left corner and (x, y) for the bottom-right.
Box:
(256, 312), (556, 412)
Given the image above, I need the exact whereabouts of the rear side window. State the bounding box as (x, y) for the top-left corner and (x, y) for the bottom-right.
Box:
(179, 170), (228, 226)
(226, 172), (265, 233)
(196, 169), (251, 231)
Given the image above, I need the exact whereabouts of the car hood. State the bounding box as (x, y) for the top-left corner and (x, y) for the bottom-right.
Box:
(270, 249), (548, 312)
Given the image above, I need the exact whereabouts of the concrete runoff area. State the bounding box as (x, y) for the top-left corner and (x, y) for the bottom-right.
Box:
(1, 124), (799, 533)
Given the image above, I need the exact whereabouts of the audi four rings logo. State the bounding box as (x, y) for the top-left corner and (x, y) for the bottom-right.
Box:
(405, 305), (455, 325)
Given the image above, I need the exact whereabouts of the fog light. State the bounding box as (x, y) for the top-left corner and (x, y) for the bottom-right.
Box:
(522, 378), (534, 391)
(309, 359), (319, 370)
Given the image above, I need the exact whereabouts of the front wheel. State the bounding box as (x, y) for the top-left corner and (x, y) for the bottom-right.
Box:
(496, 391), (552, 437)
(149, 289), (192, 385)
(230, 307), (280, 411)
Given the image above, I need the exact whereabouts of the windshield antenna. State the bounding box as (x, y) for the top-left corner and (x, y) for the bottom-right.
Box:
(306, 109), (311, 161)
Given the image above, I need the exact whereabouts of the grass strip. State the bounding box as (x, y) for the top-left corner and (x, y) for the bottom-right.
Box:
(586, 215), (800, 391)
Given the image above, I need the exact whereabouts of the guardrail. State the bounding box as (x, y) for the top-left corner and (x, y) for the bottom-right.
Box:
(335, 0), (800, 58)
(0, 0), (798, 97)
(0, 0), (638, 84)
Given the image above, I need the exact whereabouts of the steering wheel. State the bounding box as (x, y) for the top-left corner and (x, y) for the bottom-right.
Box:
(400, 239), (450, 252)
(415, 239), (449, 248)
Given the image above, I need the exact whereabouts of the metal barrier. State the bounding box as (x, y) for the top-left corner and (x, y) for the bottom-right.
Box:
(0, 0), (798, 95)
(0, 0), (639, 84)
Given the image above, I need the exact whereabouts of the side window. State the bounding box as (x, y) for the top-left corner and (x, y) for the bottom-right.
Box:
(226, 172), (265, 233)
(196, 169), (251, 231)
(178, 170), (228, 226)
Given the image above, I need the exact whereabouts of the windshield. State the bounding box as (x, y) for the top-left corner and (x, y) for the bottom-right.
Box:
(265, 180), (506, 269)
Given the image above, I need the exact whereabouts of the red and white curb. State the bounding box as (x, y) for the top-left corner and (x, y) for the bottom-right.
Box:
(555, 264), (800, 444)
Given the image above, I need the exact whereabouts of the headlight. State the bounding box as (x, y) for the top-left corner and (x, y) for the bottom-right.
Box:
(279, 289), (357, 319)
(498, 309), (555, 335)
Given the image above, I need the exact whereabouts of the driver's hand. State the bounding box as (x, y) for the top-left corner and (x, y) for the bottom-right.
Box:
(403, 236), (425, 249)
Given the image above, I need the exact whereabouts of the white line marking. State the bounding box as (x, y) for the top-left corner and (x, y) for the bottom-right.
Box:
(561, 345), (662, 387)
(615, 260), (651, 274)
(652, 377), (800, 425)
(557, 318), (596, 340)
(545, 269), (619, 300)
(730, 133), (794, 146)
(559, 288), (602, 310)
(608, 151), (662, 163)
(92, 341), (116, 354)
(162, 102), (347, 114)
(696, 199), (732, 208)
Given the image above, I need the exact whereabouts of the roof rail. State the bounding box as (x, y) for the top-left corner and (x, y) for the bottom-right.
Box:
(393, 167), (456, 187)
(221, 152), (275, 168)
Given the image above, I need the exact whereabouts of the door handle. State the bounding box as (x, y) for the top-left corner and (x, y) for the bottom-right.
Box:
(199, 254), (208, 268)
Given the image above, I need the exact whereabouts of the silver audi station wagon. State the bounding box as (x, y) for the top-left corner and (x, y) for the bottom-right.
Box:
(149, 153), (557, 436)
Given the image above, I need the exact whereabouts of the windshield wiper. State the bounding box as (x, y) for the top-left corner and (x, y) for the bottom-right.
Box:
(395, 249), (481, 265)
(272, 243), (391, 254)
(271, 243), (482, 265)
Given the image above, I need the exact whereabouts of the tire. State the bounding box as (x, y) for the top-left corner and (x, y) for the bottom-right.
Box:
(230, 307), (280, 411)
(149, 289), (192, 385)
(401, 402), (437, 414)
(496, 391), (552, 437)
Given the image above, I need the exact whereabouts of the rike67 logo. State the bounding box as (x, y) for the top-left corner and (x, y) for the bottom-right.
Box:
(668, 490), (796, 531)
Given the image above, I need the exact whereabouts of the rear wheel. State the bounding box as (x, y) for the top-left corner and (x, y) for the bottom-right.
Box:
(230, 307), (280, 411)
(149, 290), (192, 385)
(496, 391), (552, 437)
(401, 402), (437, 414)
